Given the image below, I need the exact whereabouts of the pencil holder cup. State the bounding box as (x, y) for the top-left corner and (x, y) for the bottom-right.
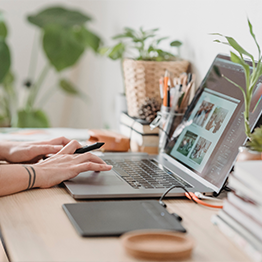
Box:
(158, 106), (186, 153)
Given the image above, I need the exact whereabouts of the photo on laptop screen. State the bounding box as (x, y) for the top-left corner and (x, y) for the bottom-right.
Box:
(165, 54), (262, 191)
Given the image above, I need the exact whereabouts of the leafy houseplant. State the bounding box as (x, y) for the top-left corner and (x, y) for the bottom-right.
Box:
(102, 27), (189, 118)
(213, 19), (262, 140)
(246, 127), (262, 152)
(0, 6), (102, 127)
(103, 27), (182, 62)
(0, 12), (12, 126)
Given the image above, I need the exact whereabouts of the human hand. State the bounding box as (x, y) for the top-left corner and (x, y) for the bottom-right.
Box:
(0, 136), (72, 164)
(33, 140), (112, 188)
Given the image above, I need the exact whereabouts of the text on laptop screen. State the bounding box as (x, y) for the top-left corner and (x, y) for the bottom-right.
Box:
(166, 55), (262, 190)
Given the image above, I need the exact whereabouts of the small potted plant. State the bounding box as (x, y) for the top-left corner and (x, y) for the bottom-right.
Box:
(101, 27), (189, 118)
(213, 18), (262, 159)
(0, 6), (102, 127)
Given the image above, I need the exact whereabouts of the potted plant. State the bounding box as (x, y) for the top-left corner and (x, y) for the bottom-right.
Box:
(101, 27), (189, 118)
(0, 6), (102, 127)
(0, 12), (12, 127)
(213, 18), (262, 159)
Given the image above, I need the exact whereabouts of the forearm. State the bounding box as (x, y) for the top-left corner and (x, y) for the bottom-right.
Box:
(0, 164), (39, 196)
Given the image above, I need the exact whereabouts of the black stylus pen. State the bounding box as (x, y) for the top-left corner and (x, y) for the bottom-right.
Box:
(74, 142), (105, 154)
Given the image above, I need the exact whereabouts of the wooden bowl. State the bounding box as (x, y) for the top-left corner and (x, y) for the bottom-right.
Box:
(121, 230), (194, 261)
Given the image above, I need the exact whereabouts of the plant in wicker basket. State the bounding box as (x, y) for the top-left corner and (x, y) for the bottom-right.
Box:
(138, 97), (161, 123)
(101, 27), (189, 118)
(102, 27), (182, 62)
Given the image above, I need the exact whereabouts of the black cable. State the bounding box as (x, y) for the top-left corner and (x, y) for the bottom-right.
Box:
(224, 186), (232, 192)
(159, 185), (198, 207)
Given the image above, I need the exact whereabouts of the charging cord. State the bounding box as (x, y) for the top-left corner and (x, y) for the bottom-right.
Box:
(159, 185), (223, 211)
(159, 185), (197, 208)
(184, 192), (223, 209)
(158, 185), (196, 222)
(194, 192), (223, 201)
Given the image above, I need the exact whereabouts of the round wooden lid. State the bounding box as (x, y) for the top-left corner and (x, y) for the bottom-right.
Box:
(121, 230), (194, 261)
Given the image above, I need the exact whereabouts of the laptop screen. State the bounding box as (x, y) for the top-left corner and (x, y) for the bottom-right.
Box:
(165, 54), (262, 190)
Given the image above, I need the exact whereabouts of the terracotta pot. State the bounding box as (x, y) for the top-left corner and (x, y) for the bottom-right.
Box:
(237, 146), (262, 161)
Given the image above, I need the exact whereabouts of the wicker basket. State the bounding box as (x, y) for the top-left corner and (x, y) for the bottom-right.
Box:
(123, 58), (190, 117)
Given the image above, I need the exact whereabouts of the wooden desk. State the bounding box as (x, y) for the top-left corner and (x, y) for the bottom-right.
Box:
(0, 187), (249, 262)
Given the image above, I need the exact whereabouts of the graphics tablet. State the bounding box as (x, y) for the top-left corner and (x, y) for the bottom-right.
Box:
(63, 200), (186, 237)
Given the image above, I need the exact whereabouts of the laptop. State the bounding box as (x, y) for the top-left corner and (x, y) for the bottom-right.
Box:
(63, 54), (262, 199)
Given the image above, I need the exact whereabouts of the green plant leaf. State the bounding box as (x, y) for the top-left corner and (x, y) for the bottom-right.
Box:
(125, 27), (136, 33)
(0, 38), (11, 83)
(255, 61), (262, 79)
(147, 45), (155, 53)
(0, 21), (7, 39)
(108, 27), (181, 61)
(148, 28), (159, 32)
(16, 109), (49, 128)
(213, 33), (254, 61)
(2, 71), (15, 92)
(141, 34), (156, 41)
(249, 61), (262, 93)
(98, 46), (110, 56)
(170, 40), (182, 47)
(112, 32), (133, 40)
(59, 78), (79, 95)
(230, 51), (250, 79)
(213, 39), (229, 45)
(156, 49), (175, 58)
(155, 37), (169, 45)
(248, 18), (260, 56)
(225, 36), (254, 61)
(71, 26), (101, 52)
(112, 27), (136, 40)
(142, 28), (159, 36)
(246, 126), (262, 152)
(222, 73), (246, 99)
(0, 11), (7, 39)
(212, 20), (262, 139)
(43, 25), (85, 71)
(27, 6), (91, 28)
(210, 33), (224, 36)
(0, 114), (7, 124)
(81, 28), (101, 52)
(108, 42), (125, 60)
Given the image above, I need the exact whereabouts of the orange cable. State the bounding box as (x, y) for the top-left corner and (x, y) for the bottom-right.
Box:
(185, 192), (223, 209)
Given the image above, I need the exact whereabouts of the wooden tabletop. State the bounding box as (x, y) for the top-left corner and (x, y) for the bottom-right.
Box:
(0, 187), (250, 262)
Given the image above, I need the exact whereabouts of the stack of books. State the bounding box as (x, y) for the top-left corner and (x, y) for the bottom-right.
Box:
(119, 112), (159, 154)
(212, 160), (262, 262)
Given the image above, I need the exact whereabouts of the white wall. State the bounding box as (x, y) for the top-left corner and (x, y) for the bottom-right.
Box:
(1, 0), (262, 129)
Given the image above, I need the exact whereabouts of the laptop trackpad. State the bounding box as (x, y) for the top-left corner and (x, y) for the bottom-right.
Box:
(67, 170), (125, 186)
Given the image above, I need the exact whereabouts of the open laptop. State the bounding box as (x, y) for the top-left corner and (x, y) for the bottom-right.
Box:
(64, 54), (262, 199)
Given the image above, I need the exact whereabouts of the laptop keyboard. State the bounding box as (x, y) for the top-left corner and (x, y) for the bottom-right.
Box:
(104, 159), (192, 189)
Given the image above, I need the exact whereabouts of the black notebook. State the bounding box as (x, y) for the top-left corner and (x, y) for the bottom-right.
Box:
(63, 200), (186, 237)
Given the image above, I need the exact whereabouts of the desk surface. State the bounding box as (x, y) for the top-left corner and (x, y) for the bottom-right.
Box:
(0, 187), (249, 262)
